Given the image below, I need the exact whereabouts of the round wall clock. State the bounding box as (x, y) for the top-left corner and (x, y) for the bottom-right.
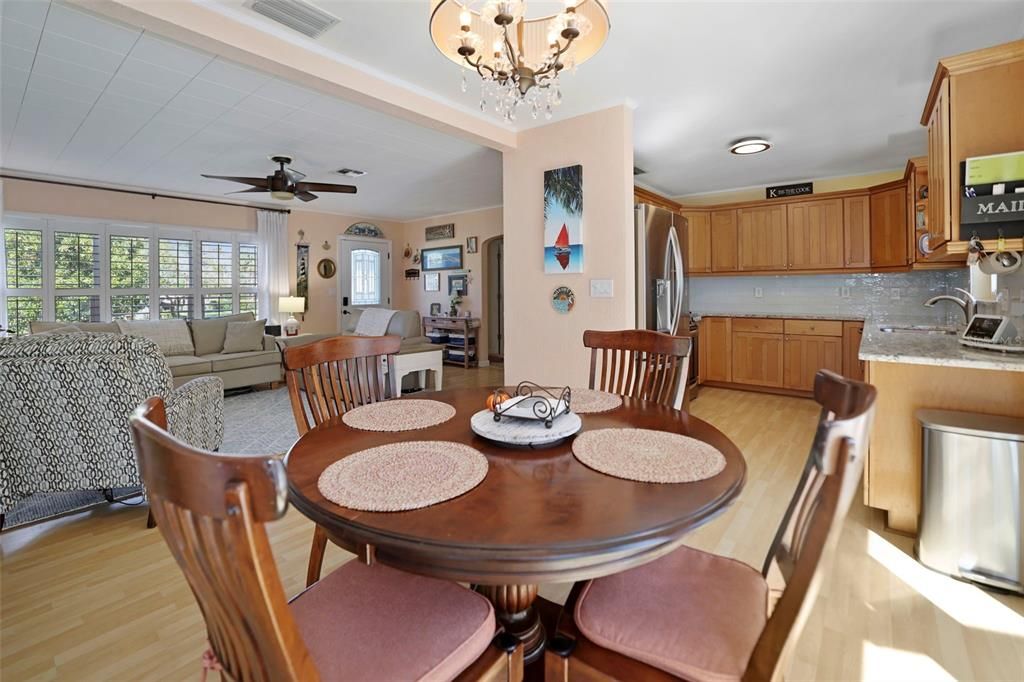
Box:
(551, 286), (575, 314)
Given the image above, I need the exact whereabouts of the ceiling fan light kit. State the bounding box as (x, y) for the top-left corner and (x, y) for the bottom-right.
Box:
(430, 0), (610, 122)
(201, 155), (357, 203)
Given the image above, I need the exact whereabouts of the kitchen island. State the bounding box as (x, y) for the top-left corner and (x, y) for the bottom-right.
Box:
(860, 323), (1024, 534)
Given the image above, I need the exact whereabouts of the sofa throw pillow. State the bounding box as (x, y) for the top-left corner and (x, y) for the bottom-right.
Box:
(35, 325), (83, 336)
(116, 319), (195, 356)
(223, 319), (267, 353)
(189, 312), (255, 356)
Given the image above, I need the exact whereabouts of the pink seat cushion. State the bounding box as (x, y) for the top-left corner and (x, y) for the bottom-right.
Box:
(291, 561), (495, 681)
(575, 545), (768, 682)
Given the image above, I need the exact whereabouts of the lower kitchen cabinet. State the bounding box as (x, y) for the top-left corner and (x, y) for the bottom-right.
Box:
(732, 331), (785, 388)
(784, 334), (843, 390)
(699, 316), (859, 396)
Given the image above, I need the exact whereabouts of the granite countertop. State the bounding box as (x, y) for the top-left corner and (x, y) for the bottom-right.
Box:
(859, 322), (1024, 372)
(691, 311), (865, 322)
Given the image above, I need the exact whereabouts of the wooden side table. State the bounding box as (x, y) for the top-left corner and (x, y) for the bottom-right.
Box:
(423, 316), (481, 369)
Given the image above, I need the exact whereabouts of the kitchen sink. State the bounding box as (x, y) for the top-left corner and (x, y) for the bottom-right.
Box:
(878, 325), (958, 335)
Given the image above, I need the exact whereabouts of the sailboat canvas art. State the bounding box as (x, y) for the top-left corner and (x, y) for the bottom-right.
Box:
(544, 165), (583, 274)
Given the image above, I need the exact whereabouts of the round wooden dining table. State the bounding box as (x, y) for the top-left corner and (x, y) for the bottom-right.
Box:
(286, 387), (746, 663)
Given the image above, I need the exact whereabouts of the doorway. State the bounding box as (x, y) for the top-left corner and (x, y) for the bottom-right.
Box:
(338, 236), (392, 331)
(486, 237), (504, 362)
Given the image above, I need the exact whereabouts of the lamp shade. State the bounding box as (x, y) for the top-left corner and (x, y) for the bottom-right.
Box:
(278, 296), (305, 314)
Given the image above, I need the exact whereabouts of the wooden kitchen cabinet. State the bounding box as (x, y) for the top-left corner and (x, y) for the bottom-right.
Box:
(843, 321), (865, 381)
(784, 334), (843, 391)
(732, 330), (785, 387)
(699, 317), (732, 383)
(870, 184), (909, 268)
(787, 199), (844, 270)
(843, 195), (871, 268)
(710, 210), (738, 272)
(683, 211), (712, 273)
(738, 205), (788, 271)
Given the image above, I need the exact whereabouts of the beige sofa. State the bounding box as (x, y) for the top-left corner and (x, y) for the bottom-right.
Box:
(30, 312), (283, 390)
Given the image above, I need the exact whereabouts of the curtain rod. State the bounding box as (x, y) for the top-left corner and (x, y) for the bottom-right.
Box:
(0, 174), (291, 214)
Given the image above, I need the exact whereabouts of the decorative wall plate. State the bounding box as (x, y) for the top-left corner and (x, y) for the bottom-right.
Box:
(551, 286), (575, 314)
(316, 258), (336, 279)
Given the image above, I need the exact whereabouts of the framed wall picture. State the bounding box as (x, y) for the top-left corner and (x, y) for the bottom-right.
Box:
(421, 245), (463, 271)
(424, 272), (441, 292)
(425, 223), (455, 241)
(430, 302), (442, 316)
(466, 236), (478, 253)
(296, 243), (310, 311)
(544, 164), (583, 274)
(448, 273), (468, 296)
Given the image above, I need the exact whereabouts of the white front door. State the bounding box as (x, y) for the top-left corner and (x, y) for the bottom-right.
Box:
(339, 237), (391, 330)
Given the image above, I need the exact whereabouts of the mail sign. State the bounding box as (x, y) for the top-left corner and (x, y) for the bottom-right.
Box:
(766, 182), (813, 199)
(962, 195), (1024, 224)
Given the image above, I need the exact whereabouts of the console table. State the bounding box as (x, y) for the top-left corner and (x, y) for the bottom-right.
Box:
(423, 316), (481, 368)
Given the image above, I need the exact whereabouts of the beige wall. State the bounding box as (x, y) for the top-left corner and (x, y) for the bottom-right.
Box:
(1, 177), (401, 334)
(672, 169), (904, 206)
(392, 206), (502, 361)
(502, 105), (635, 386)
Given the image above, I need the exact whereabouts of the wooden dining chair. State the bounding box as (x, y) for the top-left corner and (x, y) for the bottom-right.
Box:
(545, 370), (877, 682)
(129, 397), (523, 682)
(282, 334), (401, 586)
(583, 329), (693, 410)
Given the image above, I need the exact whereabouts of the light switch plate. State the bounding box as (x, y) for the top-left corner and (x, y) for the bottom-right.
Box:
(590, 279), (614, 298)
(840, 286), (851, 298)
(754, 287), (763, 298)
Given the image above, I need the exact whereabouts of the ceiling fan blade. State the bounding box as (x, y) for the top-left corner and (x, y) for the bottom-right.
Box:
(282, 167), (306, 183)
(226, 187), (270, 195)
(295, 181), (357, 194)
(295, 191), (318, 202)
(201, 174), (270, 188)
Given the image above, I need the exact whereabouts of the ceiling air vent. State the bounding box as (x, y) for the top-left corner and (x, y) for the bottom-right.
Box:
(245, 0), (339, 39)
(633, 166), (647, 176)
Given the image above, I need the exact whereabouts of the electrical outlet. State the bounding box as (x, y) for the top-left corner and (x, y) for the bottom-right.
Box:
(890, 288), (901, 301)
(754, 287), (763, 298)
(840, 286), (851, 298)
(590, 279), (614, 298)
(999, 288), (1010, 313)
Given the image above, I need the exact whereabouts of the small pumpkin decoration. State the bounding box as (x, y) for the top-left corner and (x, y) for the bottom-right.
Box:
(487, 389), (511, 412)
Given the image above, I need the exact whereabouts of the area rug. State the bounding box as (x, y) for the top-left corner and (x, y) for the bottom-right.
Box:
(3, 387), (299, 530)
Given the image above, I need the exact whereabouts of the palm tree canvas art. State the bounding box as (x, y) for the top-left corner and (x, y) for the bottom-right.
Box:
(544, 165), (583, 274)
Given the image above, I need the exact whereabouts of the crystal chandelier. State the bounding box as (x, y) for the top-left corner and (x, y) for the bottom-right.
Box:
(429, 1), (610, 122)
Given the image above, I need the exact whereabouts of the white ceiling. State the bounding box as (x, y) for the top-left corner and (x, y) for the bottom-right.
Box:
(212, 0), (1024, 197)
(0, 0), (502, 220)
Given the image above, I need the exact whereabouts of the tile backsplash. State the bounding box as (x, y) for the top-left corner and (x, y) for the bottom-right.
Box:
(689, 269), (969, 323)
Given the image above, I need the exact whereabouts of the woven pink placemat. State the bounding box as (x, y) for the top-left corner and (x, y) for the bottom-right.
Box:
(342, 399), (456, 432)
(318, 441), (488, 512)
(572, 428), (726, 483)
(571, 388), (623, 414)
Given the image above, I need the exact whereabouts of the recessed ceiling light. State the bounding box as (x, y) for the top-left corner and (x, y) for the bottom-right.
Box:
(336, 168), (366, 177)
(729, 138), (771, 155)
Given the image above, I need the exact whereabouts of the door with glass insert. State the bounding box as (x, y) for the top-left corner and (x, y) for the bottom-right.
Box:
(339, 237), (391, 329)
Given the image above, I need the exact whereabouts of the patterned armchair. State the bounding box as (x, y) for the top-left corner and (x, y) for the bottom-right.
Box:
(0, 332), (224, 518)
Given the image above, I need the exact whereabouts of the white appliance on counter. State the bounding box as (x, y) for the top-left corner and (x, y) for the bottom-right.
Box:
(959, 314), (1024, 352)
(634, 203), (698, 394)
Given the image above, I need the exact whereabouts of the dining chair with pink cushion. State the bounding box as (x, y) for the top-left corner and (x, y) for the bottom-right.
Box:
(129, 396), (523, 682)
(545, 370), (876, 682)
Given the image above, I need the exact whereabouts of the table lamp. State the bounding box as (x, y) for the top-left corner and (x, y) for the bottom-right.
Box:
(279, 296), (305, 336)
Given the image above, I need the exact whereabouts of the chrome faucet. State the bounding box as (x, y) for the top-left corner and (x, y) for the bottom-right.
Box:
(924, 287), (977, 324)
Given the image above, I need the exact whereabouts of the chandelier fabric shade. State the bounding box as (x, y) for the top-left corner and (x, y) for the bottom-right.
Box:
(429, 0), (610, 121)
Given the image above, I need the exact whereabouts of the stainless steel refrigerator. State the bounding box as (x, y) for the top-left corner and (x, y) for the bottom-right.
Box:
(635, 203), (698, 394)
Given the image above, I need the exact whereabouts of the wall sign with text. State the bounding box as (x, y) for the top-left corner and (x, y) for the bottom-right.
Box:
(766, 182), (813, 199)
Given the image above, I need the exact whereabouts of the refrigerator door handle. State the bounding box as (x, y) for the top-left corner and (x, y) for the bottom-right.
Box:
(664, 225), (684, 335)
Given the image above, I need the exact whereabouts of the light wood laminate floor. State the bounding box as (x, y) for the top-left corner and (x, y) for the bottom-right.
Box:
(2, 374), (1022, 680)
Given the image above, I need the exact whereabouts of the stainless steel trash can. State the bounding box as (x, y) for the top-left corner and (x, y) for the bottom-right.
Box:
(916, 409), (1024, 594)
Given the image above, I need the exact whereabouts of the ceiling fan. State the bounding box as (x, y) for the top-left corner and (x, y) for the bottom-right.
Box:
(201, 155), (357, 202)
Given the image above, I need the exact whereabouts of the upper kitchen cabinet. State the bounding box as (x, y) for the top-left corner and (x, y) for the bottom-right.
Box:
(921, 39), (1024, 258)
(843, 195), (872, 269)
(787, 198), (845, 270)
(683, 210), (712, 273)
(710, 209), (739, 272)
(870, 182), (910, 268)
(738, 205), (787, 271)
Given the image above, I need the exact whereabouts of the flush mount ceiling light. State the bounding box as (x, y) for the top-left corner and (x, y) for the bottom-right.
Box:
(729, 138), (772, 155)
(336, 168), (366, 177)
(429, 0), (610, 122)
